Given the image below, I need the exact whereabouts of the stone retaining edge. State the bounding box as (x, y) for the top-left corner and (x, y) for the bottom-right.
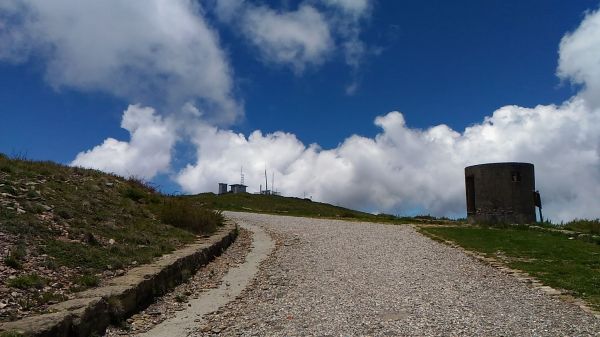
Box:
(0, 221), (238, 337)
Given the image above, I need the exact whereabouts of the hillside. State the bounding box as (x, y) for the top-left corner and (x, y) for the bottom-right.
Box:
(0, 154), (219, 322)
(187, 192), (379, 219)
(186, 192), (456, 225)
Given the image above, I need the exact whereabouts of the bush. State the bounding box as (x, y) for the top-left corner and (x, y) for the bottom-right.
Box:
(122, 187), (146, 202)
(4, 244), (26, 269)
(4, 255), (22, 269)
(8, 273), (46, 289)
(160, 198), (223, 234)
(76, 273), (100, 288)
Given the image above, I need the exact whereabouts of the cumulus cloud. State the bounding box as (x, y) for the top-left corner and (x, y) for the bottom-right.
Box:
(243, 5), (334, 72)
(213, 0), (371, 74)
(175, 8), (600, 222)
(71, 105), (176, 179)
(0, 0), (240, 124)
(558, 8), (600, 109)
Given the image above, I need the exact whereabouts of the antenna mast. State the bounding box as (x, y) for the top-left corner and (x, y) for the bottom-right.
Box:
(272, 172), (275, 193)
(241, 166), (244, 185)
(264, 169), (268, 191)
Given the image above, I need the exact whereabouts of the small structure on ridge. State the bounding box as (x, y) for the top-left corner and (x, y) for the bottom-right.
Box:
(465, 162), (542, 224)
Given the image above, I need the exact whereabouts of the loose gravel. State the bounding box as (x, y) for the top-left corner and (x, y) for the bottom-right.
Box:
(194, 212), (600, 337)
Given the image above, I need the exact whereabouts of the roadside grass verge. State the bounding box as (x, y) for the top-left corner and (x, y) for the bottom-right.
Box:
(418, 226), (600, 311)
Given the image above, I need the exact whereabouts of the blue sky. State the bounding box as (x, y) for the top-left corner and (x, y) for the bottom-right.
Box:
(1, 1), (600, 220)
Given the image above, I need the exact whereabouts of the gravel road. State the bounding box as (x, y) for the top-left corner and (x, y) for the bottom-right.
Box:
(194, 211), (599, 337)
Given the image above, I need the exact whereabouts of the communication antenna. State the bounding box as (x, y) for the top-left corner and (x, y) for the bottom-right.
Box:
(241, 166), (244, 185)
(272, 172), (275, 193)
(264, 168), (268, 191)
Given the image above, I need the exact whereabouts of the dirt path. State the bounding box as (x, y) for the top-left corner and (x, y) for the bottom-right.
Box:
(192, 212), (599, 336)
(113, 212), (599, 336)
(132, 223), (274, 337)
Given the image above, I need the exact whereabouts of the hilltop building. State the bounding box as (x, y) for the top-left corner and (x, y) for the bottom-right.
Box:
(217, 183), (247, 194)
(465, 162), (541, 224)
(230, 184), (247, 194)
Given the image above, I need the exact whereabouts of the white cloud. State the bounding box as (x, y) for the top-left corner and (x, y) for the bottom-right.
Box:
(558, 8), (600, 109)
(71, 105), (176, 179)
(320, 0), (372, 69)
(0, 0), (241, 124)
(243, 5), (334, 72)
(213, 0), (372, 74)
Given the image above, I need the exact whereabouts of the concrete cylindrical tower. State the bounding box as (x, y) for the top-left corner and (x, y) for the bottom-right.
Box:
(464, 162), (536, 224)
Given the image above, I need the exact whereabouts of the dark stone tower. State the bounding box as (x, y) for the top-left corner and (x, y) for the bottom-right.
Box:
(465, 162), (536, 224)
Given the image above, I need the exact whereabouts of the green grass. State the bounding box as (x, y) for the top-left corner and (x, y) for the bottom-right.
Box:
(7, 274), (46, 290)
(158, 198), (223, 234)
(189, 192), (372, 218)
(75, 274), (101, 288)
(418, 226), (600, 310)
(560, 219), (600, 235)
(188, 193), (458, 224)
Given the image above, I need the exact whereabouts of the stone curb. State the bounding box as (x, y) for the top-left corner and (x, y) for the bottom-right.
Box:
(413, 225), (600, 319)
(0, 222), (238, 337)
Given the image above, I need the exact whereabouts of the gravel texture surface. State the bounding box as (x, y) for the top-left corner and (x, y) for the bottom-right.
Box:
(194, 212), (600, 337)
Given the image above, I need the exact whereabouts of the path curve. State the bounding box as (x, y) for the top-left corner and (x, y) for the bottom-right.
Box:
(138, 222), (274, 337)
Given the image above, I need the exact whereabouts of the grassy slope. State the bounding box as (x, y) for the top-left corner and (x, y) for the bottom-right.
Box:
(187, 192), (458, 225)
(0, 154), (200, 320)
(189, 192), (374, 219)
(418, 226), (600, 310)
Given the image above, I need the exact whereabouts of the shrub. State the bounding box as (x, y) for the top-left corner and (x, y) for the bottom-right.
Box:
(4, 244), (26, 269)
(122, 187), (146, 202)
(160, 198), (223, 234)
(8, 273), (46, 289)
(4, 255), (22, 269)
(76, 273), (100, 288)
(38, 291), (68, 305)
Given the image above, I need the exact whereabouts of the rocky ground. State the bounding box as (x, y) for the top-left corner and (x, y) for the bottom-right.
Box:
(104, 228), (254, 336)
(0, 157), (196, 322)
(191, 212), (600, 337)
(0, 174), (96, 321)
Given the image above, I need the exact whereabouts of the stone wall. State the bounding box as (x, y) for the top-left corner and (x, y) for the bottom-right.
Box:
(0, 222), (238, 337)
